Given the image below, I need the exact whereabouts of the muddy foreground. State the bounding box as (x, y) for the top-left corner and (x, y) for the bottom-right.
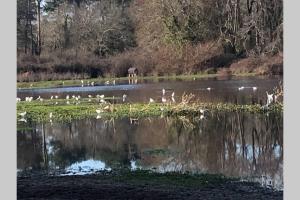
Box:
(17, 171), (283, 200)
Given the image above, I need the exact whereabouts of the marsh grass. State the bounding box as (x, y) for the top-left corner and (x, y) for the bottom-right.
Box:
(17, 97), (283, 123)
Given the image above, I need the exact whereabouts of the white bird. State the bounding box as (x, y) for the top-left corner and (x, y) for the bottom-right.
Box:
(18, 118), (27, 123)
(162, 96), (167, 103)
(87, 81), (90, 86)
(96, 115), (102, 119)
(266, 92), (274, 105)
(49, 112), (53, 119)
(100, 99), (106, 103)
(62, 81), (65, 85)
(77, 95), (81, 99)
(96, 109), (103, 114)
(238, 86), (245, 91)
(39, 98), (44, 102)
(199, 108), (206, 114)
(253, 87), (257, 91)
(51, 96), (54, 100)
(123, 94), (127, 102)
(66, 101), (70, 105)
(81, 80), (84, 84)
(55, 102), (58, 105)
(200, 115), (205, 120)
(149, 98), (155, 103)
(99, 95), (105, 99)
(16, 98), (21, 102)
(207, 87), (211, 91)
(91, 82), (94, 86)
(55, 95), (58, 99)
(171, 96), (175, 103)
(113, 80), (116, 85)
(105, 81), (109, 85)
(18, 111), (27, 117)
(162, 88), (166, 95)
(30, 84), (33, 87)
(37, 96), (41, 100)
(66, 95), (69, 100)
(88, 95), (92, 98)
(193, 77), (196, 81)
(171, 92), (175, 98)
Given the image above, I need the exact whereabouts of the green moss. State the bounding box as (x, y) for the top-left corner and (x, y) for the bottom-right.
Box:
(17, 99), (283, 123)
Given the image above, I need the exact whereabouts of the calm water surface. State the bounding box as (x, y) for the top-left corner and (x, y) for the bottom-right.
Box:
(17, 76), (282, 105)
(17, 111), (283, 190)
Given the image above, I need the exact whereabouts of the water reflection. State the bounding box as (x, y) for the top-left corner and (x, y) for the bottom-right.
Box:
(17, 111), (283, 190)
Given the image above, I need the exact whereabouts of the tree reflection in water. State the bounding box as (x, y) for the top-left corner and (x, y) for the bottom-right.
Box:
(17, 111), (283, 189)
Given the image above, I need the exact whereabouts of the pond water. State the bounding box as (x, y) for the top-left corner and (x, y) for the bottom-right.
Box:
(17, 111), (283, 190)
(17, 76), (283, 190)
(17, 76), (282, 105)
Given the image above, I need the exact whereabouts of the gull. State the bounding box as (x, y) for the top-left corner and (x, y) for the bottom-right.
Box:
(51, 96), (54, 100)
(66, 101), (70, 105)
(105, 81), (109, 85)
(18, 118), (27, 123)
(238, 86), (245, 91)
(123, 94), (127, 102)
(37, 96), (41, 100)
(206, 87), (211, 91)
(162, 88), (166, 95)
(72, 95), (76, 99)
(100, 99), (106, 103)
(149, 98), (155, 103)
(162, 96), (167, 103)
(113, 80), (116, 85)
(49, 112), (53, 119)
(199, 108), (207, 114)
(77, 95), (81, 99)
(99, 95), (105, 99)
(55, 95), (58, 99)
(91, 82), (94, 86)
(88, 95), (92, 98)
(253, 87), (257, 91)
(18, 111), (27, 117)
(66, 95), (69, 100)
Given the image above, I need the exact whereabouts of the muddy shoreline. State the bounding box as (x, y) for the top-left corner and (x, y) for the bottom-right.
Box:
(17, 172), (283, 200)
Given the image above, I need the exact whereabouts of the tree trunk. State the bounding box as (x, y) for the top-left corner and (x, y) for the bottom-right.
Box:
(37, 0), (41, 55)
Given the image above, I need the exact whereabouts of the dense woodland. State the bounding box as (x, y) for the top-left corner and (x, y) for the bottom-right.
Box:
(17, 0), (283, 81)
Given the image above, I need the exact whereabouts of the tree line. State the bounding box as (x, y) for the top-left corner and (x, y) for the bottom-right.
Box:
(17, 0), (283, 80)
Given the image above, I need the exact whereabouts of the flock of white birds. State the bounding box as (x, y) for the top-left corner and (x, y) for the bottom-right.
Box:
(17, 81), (280, 124)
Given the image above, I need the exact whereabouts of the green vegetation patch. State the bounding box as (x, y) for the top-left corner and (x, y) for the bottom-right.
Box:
(17, 99), (283, 123)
